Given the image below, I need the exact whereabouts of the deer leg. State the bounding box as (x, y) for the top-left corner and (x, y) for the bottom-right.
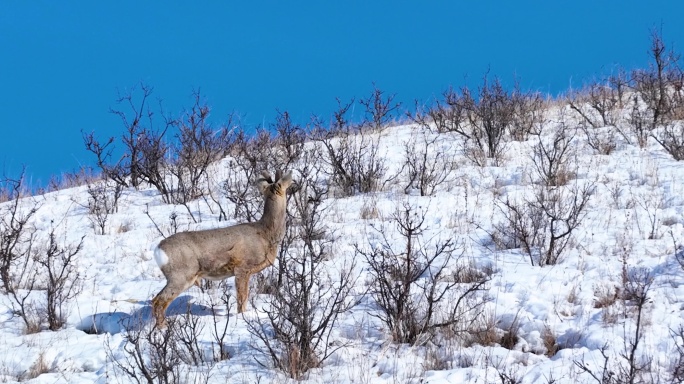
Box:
(151, 293), (171, 328)
(152, 277), (195, 328)
(235, 273), (251, 313)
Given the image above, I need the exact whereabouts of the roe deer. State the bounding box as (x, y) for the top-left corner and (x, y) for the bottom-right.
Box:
(151, 170), (293, 327)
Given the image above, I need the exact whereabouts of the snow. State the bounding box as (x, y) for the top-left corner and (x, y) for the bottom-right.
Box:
(1, 103), (684, 383)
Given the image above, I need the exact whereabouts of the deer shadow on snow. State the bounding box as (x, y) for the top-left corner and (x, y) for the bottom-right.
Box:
(76, 295), (216, 335)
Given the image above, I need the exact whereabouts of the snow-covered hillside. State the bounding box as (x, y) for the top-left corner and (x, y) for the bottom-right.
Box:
(1, 95), (684, 384)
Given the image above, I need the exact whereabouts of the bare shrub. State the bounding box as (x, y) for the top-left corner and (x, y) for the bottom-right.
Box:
(528, 184), (592, 266)
(580, 122), (619, 155)
(359, 84), (401, 132)
(315, 100), (387, 196)
(220, 112), (305, 223)
(205, 171), (229, 222)
(0, 170), (39, 294)
(85, 179), (122, 235)
(609, 67), (632, 109)
(168, 312), (207, 366)
(37, 227), (84, 331)
(0, 175), (86, 333)
(270, 110), (306, 170)
(496, 369), (524, 384)
(460, 73), (516, 165)
(493, 193), (545, 254)
(632, 29), (681, 131)
(624, 96), (655, 148)
(531, 118), (577, 187)
(222, 129), (273, 222)
(355, 202), (490, 345)
(496, 182), (593, 266)
(85, 84), (233, 205)
(621, 267), (653, 310)
(487, 355), (524, 384)
(510, 82), (545, 141)
(144, 206), (184, 238)
(574, 344), (616, 384)
(0, 189), (41, 332)
(463, 144), (489, 168)
(167, 91), (232, 207)
(632, 186), (665, 240)
(107, 323), (181, 384)
(83, 83), (172, 192)
(246, 172), (357, 380)
(674, 231), (684, 274)
(206, 285), (233, 362)
(615, 31), (682, 151)
(400, 130), (456, 196)
(653, 121), (684, 160)
(106, 312), (214, 384)
(575, 268), (655, 384)
(420, 87), (467, 135)
(568, 80), (622, 129)
(567, 78), (624, 155)
(670, 325), (684, 382)
(8, 264), (42, 334)
(4, 220), (84, 333)
(420, 78), (542, 151)
(81, 130), (129, 189)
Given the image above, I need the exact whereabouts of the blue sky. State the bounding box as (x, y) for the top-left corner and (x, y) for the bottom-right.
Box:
(1, 1), (683, 187)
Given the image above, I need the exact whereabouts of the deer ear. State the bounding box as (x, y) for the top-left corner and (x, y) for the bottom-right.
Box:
(260, 170), (273, 184)
(255, 178), (270, 195)
(277, 170), (294, 190)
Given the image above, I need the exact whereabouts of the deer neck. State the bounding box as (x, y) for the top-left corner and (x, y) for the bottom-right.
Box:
(258, 196), (286, 244)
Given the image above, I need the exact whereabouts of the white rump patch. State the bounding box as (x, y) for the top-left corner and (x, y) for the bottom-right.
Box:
(154, 247), (169, 267)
